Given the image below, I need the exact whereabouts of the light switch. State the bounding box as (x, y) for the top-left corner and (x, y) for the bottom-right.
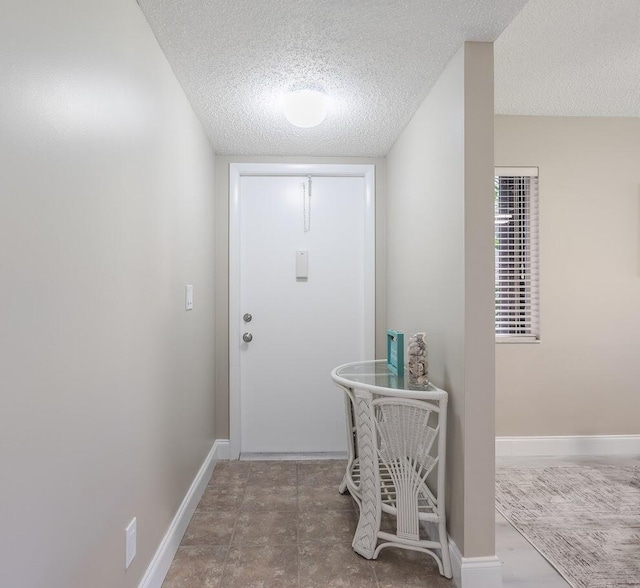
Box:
(185, 285), (193, 310)
(296, 251), (308, 280)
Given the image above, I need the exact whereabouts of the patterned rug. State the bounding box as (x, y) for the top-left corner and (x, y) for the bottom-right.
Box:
(495, 464), (640, 588)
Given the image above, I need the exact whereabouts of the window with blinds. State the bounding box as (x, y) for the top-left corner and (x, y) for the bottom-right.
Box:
(494, 167), (539, 341)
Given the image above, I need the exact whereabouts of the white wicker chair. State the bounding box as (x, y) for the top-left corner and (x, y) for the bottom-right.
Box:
(333, 362), (451, 579)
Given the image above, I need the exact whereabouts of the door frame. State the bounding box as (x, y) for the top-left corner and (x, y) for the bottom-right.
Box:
(229, 163), (376, 459)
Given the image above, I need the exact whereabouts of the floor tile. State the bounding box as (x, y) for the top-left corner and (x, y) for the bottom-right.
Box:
(242, 484), (298, 511)
(298, 484), (353, 511)
(198, 483), (245, 511)
(298, 509), (358, 544)
(220, 545), (298, 587)
(297, 461), (346, 487)
(209, 461), (251, 486)
(232, 510), (299, 546)
(299, 543), (376, 588)
(161, 545), (228, 588)
(181, 511), (236, 546)
(214, 460), (252, 473)
(372, 546), (453, 587)
(248, 461), (298, 486)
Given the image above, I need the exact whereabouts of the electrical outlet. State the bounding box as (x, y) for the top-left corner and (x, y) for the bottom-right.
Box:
(125, 518), (136, 569)
(185, 284), (194, 311)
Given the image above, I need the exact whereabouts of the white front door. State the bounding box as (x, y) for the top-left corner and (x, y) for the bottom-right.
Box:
(230, 164), (375, 456)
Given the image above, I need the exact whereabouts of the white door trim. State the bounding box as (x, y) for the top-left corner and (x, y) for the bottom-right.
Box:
(229, 163), (376, 459)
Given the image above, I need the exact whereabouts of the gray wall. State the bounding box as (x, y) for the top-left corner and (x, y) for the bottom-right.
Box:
(214, 155), (386, 439)
(0, 2), (216, 587)
(495, 115), (640, 436)
(386, 43), (496, 558)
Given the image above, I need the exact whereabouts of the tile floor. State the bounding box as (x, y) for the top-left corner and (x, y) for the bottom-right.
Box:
(163, 457), (581, 588)
(162, 459), (455, 588)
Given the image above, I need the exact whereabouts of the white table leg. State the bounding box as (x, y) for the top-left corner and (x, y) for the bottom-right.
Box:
(351, 389), (378, 559)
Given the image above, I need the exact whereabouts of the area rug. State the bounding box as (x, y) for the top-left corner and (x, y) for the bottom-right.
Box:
(495, 464), (640, 588)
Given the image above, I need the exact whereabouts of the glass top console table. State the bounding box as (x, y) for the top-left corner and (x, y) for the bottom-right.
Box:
(332, 359), (447, 397)
(330, 360), (452, 578)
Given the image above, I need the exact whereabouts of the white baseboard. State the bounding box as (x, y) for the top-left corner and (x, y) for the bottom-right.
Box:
(215, 439), (230, 460)
(240, 451), (347, 461)
(138, 438), (229, 588)
(449, 537), (503, 588)
(496, 435), (640, 457)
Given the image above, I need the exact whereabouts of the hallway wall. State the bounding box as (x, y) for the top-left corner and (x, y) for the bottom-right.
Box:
(495, 115), (640, 436)
(0, 2), (216, 588)
(386, 43), (496, 559)
(214, 155), (386, 439)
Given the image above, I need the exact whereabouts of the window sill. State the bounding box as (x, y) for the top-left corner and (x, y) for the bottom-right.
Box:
(495, 337), (540, 344)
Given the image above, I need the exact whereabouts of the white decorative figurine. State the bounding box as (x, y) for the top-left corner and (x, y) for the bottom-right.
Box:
(407, 332), (428, 385)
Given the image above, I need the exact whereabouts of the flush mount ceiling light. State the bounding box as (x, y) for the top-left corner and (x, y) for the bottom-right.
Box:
(283, 90), (328, 128)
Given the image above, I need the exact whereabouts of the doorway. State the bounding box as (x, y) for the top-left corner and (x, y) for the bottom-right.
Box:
(229, 163), (375, 458)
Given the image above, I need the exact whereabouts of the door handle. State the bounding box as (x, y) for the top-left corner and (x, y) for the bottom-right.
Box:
(242, 332), (253, 343)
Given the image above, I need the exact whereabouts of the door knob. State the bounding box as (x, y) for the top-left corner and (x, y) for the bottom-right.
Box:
(242, 332), (253, 343)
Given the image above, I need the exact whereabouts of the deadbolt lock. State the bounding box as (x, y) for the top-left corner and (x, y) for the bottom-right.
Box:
(243, 313), (253, 323)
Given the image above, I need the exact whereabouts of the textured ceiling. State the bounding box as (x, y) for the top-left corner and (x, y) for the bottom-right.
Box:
(496, 0), (640, 117)
(138, 0), (527, 156)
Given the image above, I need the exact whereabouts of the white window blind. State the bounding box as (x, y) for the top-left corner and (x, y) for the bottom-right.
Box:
(494, 167), (539, 342)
